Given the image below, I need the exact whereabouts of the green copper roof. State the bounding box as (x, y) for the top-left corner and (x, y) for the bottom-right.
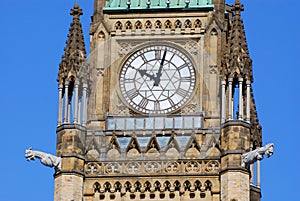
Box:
(104, 0), (213, 10)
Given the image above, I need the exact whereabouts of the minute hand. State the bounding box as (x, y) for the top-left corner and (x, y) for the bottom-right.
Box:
(154, 49), (167, 86)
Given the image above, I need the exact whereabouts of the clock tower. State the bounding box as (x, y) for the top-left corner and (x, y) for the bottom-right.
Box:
(54, 0), (267, 201)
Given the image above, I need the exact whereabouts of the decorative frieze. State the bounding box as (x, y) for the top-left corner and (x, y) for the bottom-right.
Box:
(85, 160), (220, 176)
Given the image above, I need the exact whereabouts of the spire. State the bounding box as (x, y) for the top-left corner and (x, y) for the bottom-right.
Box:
(221, 0), (253, 82)
(58, 3), (87, 84)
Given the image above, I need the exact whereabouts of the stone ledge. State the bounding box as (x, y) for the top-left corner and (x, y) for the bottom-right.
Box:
(56, 123), (87, 132)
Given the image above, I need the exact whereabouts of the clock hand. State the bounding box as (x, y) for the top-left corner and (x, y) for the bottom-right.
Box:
(138, 69), (156, 80)
(154, 48), (167, 86)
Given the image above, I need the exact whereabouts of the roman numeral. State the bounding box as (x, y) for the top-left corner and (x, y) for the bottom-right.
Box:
(177, 88), (188, 97)
(124, 79), (135, 83)
(140, 54), (148, 63)
(168, 99), (175, 107)
(155, 50), (161, 60)
(178, 63), (188, 70)
(154, 101), (160, 111)
(127, 89), (138, 99)
(138, 98), (148, 108)
(180, 77), (191, 82)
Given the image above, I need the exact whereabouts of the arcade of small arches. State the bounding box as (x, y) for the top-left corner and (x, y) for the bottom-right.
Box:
(114, 19), (202, 30)
(90, 179), (214, 199)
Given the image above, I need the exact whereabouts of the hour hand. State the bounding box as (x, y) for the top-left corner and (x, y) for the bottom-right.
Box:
(138, 69), (155, 80)
(154, 49), (167, 86)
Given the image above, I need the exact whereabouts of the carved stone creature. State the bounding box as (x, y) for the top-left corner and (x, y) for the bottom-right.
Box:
(241, 143), (274, 168)
(25, 147), (62, 170)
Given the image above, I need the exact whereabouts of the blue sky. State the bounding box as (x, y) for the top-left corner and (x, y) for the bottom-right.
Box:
(1, 0), (299, 201)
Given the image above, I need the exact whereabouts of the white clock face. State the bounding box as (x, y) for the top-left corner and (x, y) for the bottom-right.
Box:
(120, 45), (196, 114)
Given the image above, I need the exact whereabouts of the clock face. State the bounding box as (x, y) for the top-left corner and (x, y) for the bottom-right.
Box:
(119, 45), (196, 114)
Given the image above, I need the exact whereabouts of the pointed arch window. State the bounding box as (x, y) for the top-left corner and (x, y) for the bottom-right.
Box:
(154, 181), (161, 191)
(194, 19), (202, 28)
(155, 20), (162, 29)
(204, 180), (212, 191)
(93, 182), (101, 193)
(164, 20), (172, 29)
(135, 181), (142, 192)
(125, 21), (132, 29)
(144, 181), (151, 192)
(183, 181), (191, 191)
(104, 182), (111, 192)
(145, 20), (152, 29)
(114, 182), (122, 192)
(184, 19), (192, 28)
(115, 21), (123, 30)
(174, 20), (182, 28)
(164, 181), (171, 191)
(135, 21), (143, 29)
(125, 181), (132, 192)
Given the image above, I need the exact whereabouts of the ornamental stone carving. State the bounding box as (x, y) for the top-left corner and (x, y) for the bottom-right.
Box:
(204, 160), (220, 172)
(185, 161), (200, 172)
(25, 147), (62, 171)
(242, 143), (274, 168)
(145, 162), (160, 173)
(118, 42), (133, 57)
(165, 161), (180, 173)
(126, 162), (140, 174)
(86, 162), (100, 175)
(105, 162), (121, 174)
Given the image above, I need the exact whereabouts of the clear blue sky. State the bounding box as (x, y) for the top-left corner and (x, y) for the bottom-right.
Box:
(1, 0), (299, 201)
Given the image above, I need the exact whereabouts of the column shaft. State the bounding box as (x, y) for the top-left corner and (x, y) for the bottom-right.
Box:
(73, 81), (79, 123)
(82, 83), (88, 126)
(228, 78), (233, 120)
(78, 99), (82, 124)
(246, 81), (251, 122)
(67, 103), (71, 123)
(221, 80), (226, 123)
(256, 160), (261, 188)
(63, 81), (69, 123)
(238, 78), (244, 120)
(57, 84), (63, 126)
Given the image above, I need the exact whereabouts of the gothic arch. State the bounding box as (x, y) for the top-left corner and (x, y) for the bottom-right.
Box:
(97, 31), (105, 40)
(204, 180), (212, 191)
(144, 181), (151, 192)
(114, 182), (122, 192)
(174, 20), (182, 28)
(135, 21), (142, 29)
(184, 19), (192, 28)
(194, 180), (202, 191)
(134, 181), (142, 192)
(194, 19), (202, 28)
(93, 182), (101, 193)
(115, 21), (122, 30)
(103, 182), (111, 192)
(174, 180), (181, 191)
(154, 181), (161, 191)
(183, 180), (191, 191)
(124, 181), (132, 192)
(145, 20), (152, 29)
(164, 20), (172, 29)
(155, 20), (162, 28)
(164, 181), (171, 191)
(125, 21), (132, 29)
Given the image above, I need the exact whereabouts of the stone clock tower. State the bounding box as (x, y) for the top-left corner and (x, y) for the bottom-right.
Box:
(52, 0), (271, 201)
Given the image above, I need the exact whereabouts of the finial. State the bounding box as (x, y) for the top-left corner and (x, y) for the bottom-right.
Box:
(127, 0), (131, 9)
(233, 0), (244, 15)
(166, 0), (170, 7)
(70, 2), (83, 18)
(146, 0), (151, 8)
(185, 0), (190, 8)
